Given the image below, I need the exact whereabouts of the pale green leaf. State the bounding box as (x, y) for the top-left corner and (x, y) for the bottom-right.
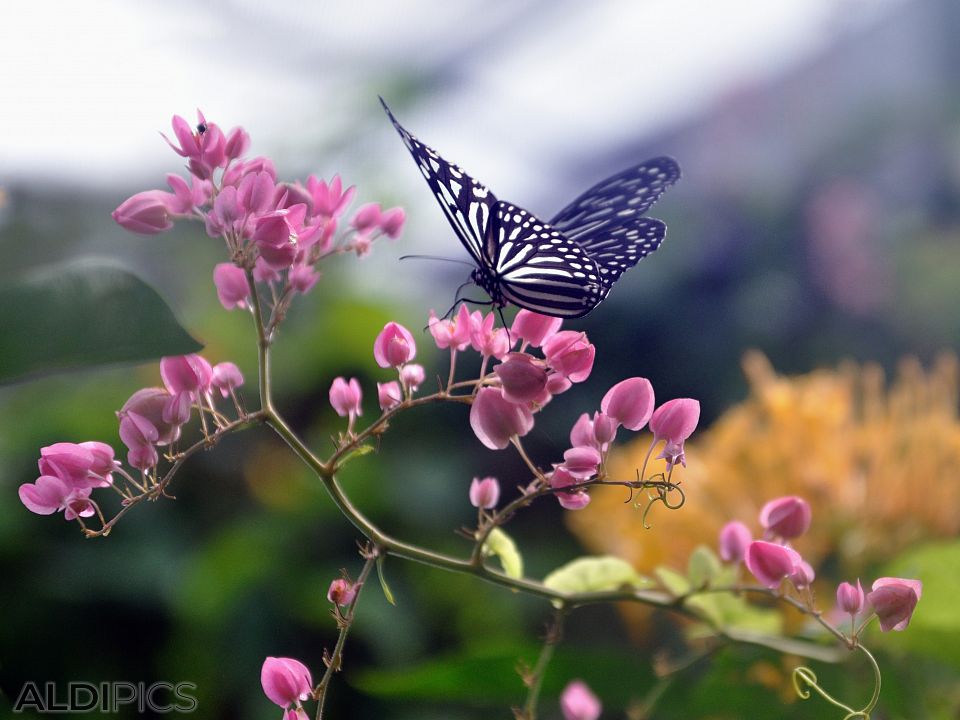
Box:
(482, 528), (524, 579)
(543, 555), (651, 595)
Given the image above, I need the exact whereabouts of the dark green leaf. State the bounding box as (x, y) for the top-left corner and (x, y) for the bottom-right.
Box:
(376, 554), (397, 606)
(0, 259), (201, 383)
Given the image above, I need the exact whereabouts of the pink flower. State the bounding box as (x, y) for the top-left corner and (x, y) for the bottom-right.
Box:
(239, 171), (277, 216)
(428, 305), (472, 351)
(351, 202), (382, 232)
(570, 412), (617, 451)
(112, 190), (175, 234)
(38, 442), (95, 486)
(329, 377), (362, 418)
(649, 398), (700, 444)
(511, 310), (562, 348)
(211, 362), (244, 398)
(469, 387), (534, 450)
(160, 354), (213, 397)
(867, 577), (922, 632)
(550, 466), (591, 510)
(119, 388), (183, 446)
(399, 363), (426, 392)
(373, 322), (417, 368)
(836, 580), (865, 617)
(307, 175), (355, 219)
(213, 263), (250, 310)
(657, 441), (687, 470)
(601, 377), (655, 431)
(543, 331), (595, 383)
(745, 540), (803, 589)
(162, 111), (226, 180)
(379, 207), (405, 239)
(224, 126), (250, 161)
(163, 391), (193, 426)
(254, 256), (282, 284)
(560, 680), (601, 720)
(128, 444), (159, 471)
(718, 521), (752, 563)
(377, 381), (402, 411)
(327, 578), (359, 607)
(494, 353), (548, 404)
(118, 410), (160, 450)
(561, 446), (601, 480)
(470, 312), (510, 359)
(759, 496), (811, 540)
(789, 560), (816, 589)
(260, 657), (313, 709)
(254, 211), (298, 270)
(289, 264), (320, 294)
(19, 475), (73, 515)
(469, 477), (500, 509)
(78, 441), (119, 484)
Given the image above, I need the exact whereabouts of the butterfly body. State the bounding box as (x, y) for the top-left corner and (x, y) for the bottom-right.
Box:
(382, 99), (678, 318)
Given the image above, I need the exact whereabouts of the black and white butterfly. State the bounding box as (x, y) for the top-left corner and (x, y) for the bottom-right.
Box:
(382, 99), (679, 318)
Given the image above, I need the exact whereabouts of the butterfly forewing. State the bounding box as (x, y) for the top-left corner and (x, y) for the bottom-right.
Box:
(494, 203), (605, 318)
(381, 99), (497, 265)
(550, 157), (678, 288)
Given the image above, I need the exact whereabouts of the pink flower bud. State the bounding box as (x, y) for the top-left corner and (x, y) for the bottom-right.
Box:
(543, 331), (595, 383)
(718, 521), (752, 563)
(428, 305), (472, 351)
(400, 363), (426, 392)
(550, 466), (591, 510)
(649, 398), (700, 444)
(377, 381), (402, 411)
(162, 391), (193, 426)
(562, 446), (601, 480)
(327, 578), (359, 607)
(260, 656), (313, 709)
(560, 680), (601, 720)
(836, 580), (865, 616)
(374, 322), (417, 368)
(254, 256), (282, 284)
(494, 353), (548, 404)
(601, 377), (655, 431)
(289, 263), (320, 294)
(119, 411), (160, 450)
(112, 190), (174, 234)
(469, 387), (534, 450)
(351, 202), (382, 232)
(789, 559), (815, 589)
(867, 577), (922, 632)
(307, 175), (355, 219)
(469, 476), (500, 509)
(254, 213), (298, 269)
(213, 263), (250, 310)
(745, 540), (802, 588)
(211, 362), (244, 398)
(238, 171), (277, 215)
(759, 496), (811, 539)
(329, 377), (362, 418)
(379, 207), (405, 239)
(546, 373), (572, 395)
(160, 354), (213, 396)
(569, 414), (596, 450)
(127, 444), (159, 471)
(119, 388), (182, 446)
(78, 441), (119, 485)
(224, 126), (250, 161)
(511, 310), (562, 348)
(470, 312), (510, 359)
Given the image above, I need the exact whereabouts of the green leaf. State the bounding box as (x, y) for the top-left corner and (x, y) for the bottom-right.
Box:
(482, 527), (524, 579)
(543, 555), (651, 595)
(655, 565), (692, 596)
(376, 555), (397, 606)
(687, 544), (722, 589)
(0, 259), (201, 383)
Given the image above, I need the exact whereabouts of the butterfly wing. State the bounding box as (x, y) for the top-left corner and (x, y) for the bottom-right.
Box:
(550, 157), (679, 287)
(493, 203), (605, 318)
(381, 99), (498, 266)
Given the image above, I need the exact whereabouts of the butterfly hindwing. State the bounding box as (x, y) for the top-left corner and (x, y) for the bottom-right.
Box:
(493, 203), (605, 318)
(550, 157), (678, 288)
(381, 99), (497, 266)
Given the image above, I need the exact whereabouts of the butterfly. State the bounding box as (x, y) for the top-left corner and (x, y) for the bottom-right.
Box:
(381, 98), (680, 318)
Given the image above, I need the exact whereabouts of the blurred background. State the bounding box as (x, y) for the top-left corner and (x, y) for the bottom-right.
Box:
(3, 0), (960, 717)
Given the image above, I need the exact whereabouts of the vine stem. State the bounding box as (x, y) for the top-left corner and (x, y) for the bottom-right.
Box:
(521, 606), (567, 719)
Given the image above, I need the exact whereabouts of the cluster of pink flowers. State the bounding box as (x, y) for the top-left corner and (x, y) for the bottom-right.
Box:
(112, 111), (404, 312)
(18, 353), (243, 522)
(719, 496), (922, 632)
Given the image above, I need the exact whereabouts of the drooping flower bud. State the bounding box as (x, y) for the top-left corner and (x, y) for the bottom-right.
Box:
(469, 477), (500, 509)
(601, 377), (655, 431)
(374, 322), (417, 369)
(867, 577), (922, 632)
(759, 496), (811, 540)
(718, 521), (752, 563)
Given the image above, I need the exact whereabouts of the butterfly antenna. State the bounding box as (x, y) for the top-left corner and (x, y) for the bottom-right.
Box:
(399, 254), (475, 268)
(496, 305), (513, 346)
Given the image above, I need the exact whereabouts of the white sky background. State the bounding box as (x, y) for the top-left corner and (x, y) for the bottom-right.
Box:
(0, 0), (905, 188)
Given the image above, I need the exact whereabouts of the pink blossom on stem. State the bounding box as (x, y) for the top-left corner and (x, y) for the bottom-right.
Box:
(570, 413), (596, 450)
(649, 398), (700, 444)
(351, 202), (382, 232)
(399, 363), (425, 393)
(379, 207), (405, 239)
(260, 657), (313, 709)
(377, 381), (402, 412)
(254, 256), (282, 284)
(789, 559), (816, 589)
(745, 540), (803, 588)
(718, 521), (752, 563)
(78, 441), (119, 485)
(329, 377), (362, 418)
(470, 312), (510, 359)
(119, 388), (183, 445)
(494, 353), (548, 404)
(373, 322), (417, 368)
(211, 362), (244, 398)
(550, 466), (591, 510)
(19, 475), (74, 515)
(112, 190), (175, 234)
(162, 391), (193, 426)
(657, 441), (687, 470)
(560, 680), (601, 720)
(469, 387), (534, 450)
(561, 446), (602, 480)
(288, 263), (320, 294)
(601, 377), (655, 431)
(867, 577), (922, 632)
(213, 263), (250, 310)
(127, 444), (159, 471)
(307, 175), (355, 219)
(118, 411), (160, 451)
(239, 171), (277, 216)
(543, 331), (595, 383)
(38, 442), (95, 486)
(253, 211), (298, 270)
(160, 355), (213, 397)
(469, 477), (500, 509)
(836, 580), (865, 618)
(327, 578), (359, 607)
(511, 310), (562, 348)
(224, 126), (250, 161)
(428, 305), (472, 351)
(759, 496), (811, 540)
